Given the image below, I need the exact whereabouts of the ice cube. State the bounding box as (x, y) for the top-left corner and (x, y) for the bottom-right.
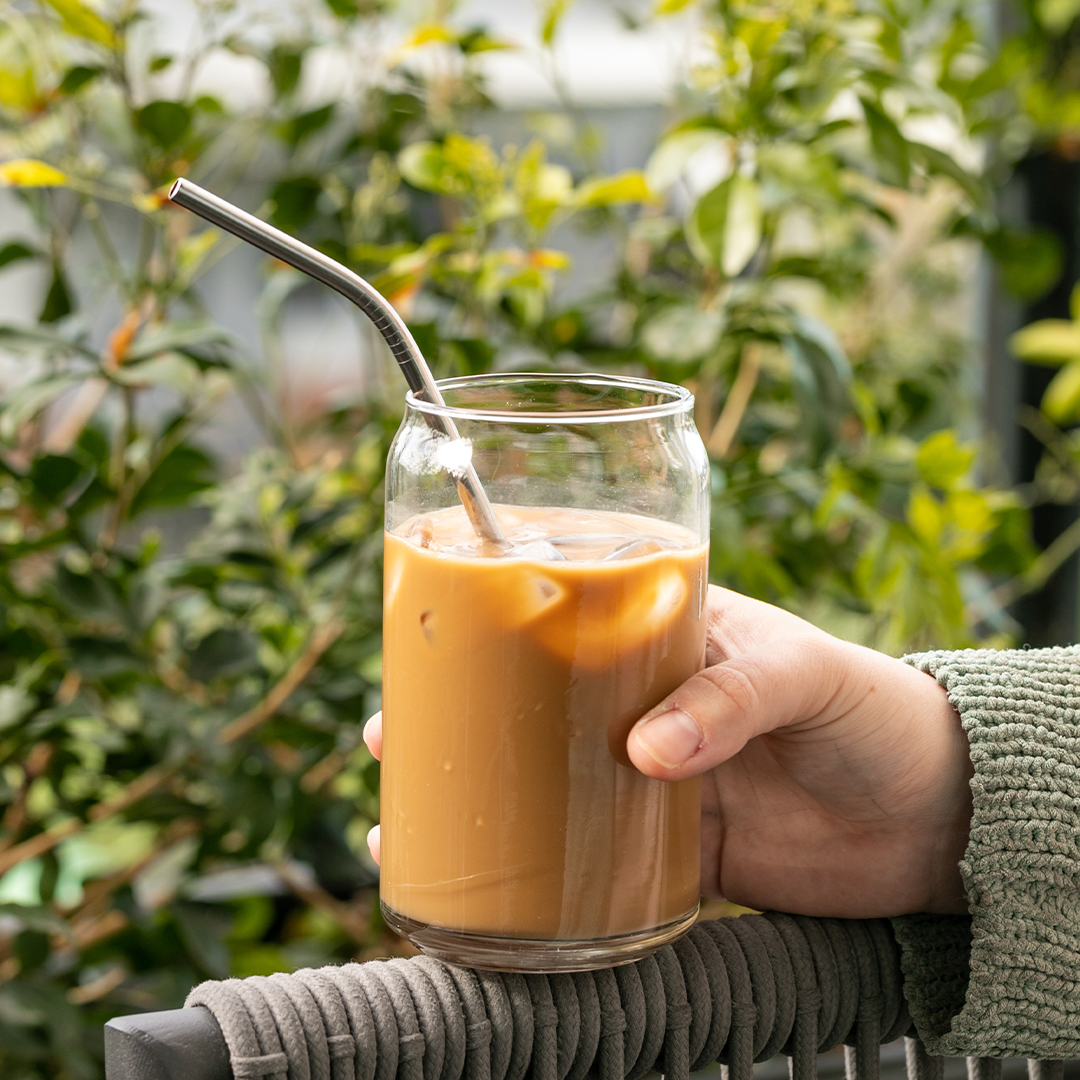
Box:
(547, 533), (628, 560)
(408, 517), (436, 549)
(531, 562), (690, 668)
(503, 571), (567, 627)
(509, 540), (566, 562)
(602, 537), (678, 561)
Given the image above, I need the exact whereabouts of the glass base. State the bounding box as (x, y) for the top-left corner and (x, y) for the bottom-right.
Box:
(380, 901), (700, 972)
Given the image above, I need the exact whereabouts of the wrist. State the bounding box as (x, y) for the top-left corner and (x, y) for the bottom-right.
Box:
(920, 674), (973, 914)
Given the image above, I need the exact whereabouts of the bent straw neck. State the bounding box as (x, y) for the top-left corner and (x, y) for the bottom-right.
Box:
(167, 178), (505, 546)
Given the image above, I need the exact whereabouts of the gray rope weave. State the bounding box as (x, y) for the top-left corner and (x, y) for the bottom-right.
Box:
(183, 914), (1030, 1080)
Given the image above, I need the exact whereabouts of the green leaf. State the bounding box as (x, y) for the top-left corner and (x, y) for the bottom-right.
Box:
(686, 179), (730, 268)
(910, 142), (985, 206)
(39, 264), (72, 323)
(58, 65), (101, 94)
(861, 97), (911, 188)
(977, 503), (1036, 575)
(791, 314), (851, 381)
(40, 0), (116, 47)
(0, 323), (97, 360)
(686, 176), (761, 277)
(982, 226), (1062, 300)
(645, 129), (729, 193)
(0, 904), (71, 938)
(148, 55), (172, 72)
(171, 902), (232, 978)
(0, 686), (34, 731)
(0, 375), (82, 442)
(457, 29), (514, 55)
(279, 104), (334, 146)
(28, 454), (84, 504)
(397, 142), (445, 192)
(126, 320), (235, 363)
(1042, 361), (1080, 424)
(130, 443), (215, 516)
(323, 0), (358, 17)
(136, 101), (193, 149)
(0, 242), (38, 269)
(916, 430), (973, 489)
(783, 322), (851, 460)
(1037, 0), (1080, 32)
(68, 637), (143, 676)
(722, 175), (762, 278)
(269, 46), (303, 96)
(112, 353), (203, 395)
(1008, 319), (1080, 366)
(187, 627), (260, 682)
(641, 305), (723, 364)
(269, 176), (322, 229)
(56, 566), (123, 623)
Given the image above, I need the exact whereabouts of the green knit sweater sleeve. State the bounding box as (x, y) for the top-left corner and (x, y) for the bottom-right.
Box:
(892, 645), (1080, 1058)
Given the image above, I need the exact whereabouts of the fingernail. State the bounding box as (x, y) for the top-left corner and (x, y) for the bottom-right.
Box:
(634, 709), (702, 769)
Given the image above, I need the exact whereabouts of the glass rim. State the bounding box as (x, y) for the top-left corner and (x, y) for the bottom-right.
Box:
(405, 372), (694, 424)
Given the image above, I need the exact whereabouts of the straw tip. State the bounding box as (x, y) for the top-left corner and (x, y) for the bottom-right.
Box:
(167, 178), (184, 202)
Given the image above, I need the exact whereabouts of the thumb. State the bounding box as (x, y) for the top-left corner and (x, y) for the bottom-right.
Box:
(626, 635), (841, 781)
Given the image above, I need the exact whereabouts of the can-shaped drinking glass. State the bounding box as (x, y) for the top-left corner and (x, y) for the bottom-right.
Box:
(380, 373), (710, 970)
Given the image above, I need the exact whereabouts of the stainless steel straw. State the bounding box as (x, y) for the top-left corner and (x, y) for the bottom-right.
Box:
(167, 178), (506, 546)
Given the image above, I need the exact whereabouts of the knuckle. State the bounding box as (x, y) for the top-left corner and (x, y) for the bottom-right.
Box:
(696, 663), (760, 719)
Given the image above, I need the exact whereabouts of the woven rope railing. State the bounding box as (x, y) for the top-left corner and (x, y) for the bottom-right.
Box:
(102, 913), (1066, 1080)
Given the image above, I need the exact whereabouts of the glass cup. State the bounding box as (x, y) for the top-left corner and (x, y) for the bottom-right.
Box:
(380, 373), (710, 970)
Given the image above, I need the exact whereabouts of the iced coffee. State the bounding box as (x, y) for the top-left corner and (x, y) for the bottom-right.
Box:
(380, 372), (710, 970)
(380, 504), (706, 963)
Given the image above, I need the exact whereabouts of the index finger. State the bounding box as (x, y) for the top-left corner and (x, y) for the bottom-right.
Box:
(364, 711), (383, 761)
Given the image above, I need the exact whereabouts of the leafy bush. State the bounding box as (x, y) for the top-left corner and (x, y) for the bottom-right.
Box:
(0, 0), (1053, 1074)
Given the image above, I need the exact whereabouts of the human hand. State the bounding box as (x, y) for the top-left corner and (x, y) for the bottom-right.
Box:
(625, 585), (972, 917)
(364, 585), (972, 918)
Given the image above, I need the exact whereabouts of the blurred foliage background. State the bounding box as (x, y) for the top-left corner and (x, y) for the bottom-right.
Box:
(0, 0), (1078, 1074)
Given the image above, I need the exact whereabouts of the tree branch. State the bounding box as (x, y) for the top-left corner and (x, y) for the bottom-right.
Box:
(218, 617), (345, 745)
(0, 765), (171, 878)
(707, 342), (762, 459)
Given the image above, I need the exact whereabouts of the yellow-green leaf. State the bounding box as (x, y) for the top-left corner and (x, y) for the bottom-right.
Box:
(1008, 319), (1080, 365)
(40, 0), (116, 47)
(541, 0), (572, 46)
(908, 488), (944, 543)
(655, 0), (695, 13)
(0, 67), (38, 111)
(1071, 281), (1080, 322)
(1042, 361), (1080, 424)
(0, 159), (68, 187)
(392, 21), (456, 62)
(916, 430), (973, 489)
(948, 489), (993, 536)
(574, 170), (651, 207)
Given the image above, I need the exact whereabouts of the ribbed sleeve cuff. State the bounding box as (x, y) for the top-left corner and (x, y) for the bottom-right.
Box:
(894, 646), (1080, 1058)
